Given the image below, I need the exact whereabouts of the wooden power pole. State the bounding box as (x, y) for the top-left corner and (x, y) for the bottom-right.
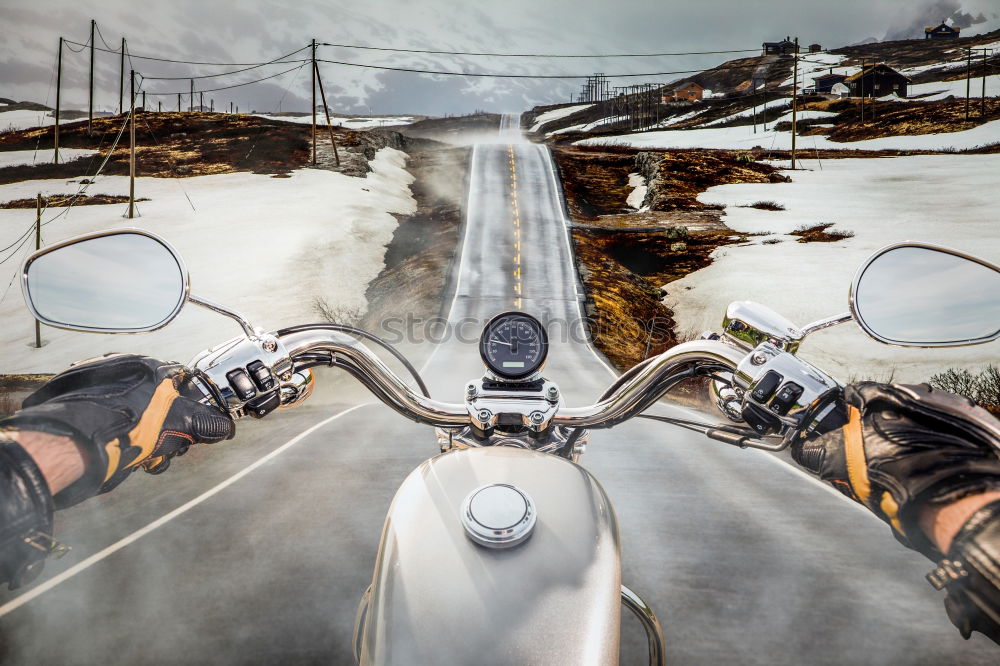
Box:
(966, 48), (972, 120)
(119, 38), (126, 114)
(35, 194), (42, 347)
(311, 38), (317, 165)
(88, 19), (95, 134)
(54, 37), (62, 165)
(314, 61), (341, 166)
(982, 49), (989, 118)
(189, 79), (194, 112)
(128, 70), (136, 219)
(791, 37), (799, 169)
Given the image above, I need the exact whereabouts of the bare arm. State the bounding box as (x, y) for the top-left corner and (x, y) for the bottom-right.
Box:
(920, 490), (1000, 553)
(3, 430), (85, 495)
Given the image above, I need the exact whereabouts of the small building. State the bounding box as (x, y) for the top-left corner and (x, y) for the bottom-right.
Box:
(668, 81), (704, 102)
(762, 38), (796, 56)
(845, 63), (911, 98)
(831, 82), (850, 98)
(813, 72), (848, 93)
(925, 22), (961, 39)
(808, 43), (822, 53)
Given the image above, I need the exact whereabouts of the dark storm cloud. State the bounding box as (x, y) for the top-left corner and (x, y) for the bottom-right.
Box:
(3, 0), (999, 115)
(883, 1), (988, 40)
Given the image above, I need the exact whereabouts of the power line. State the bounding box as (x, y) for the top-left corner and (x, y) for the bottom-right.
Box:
(319, 42), (761, 58)
(139, 46), (310, 80)
(63, 39), (310, 67)
(139, 62), (307, 96)
(316, 58), (761, 79)
(93, 22), (116, 51)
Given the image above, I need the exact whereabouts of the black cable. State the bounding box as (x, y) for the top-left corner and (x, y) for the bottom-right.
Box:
(141, 62), (306, 96)
(94, 22), (116, 51)
(320, 42), (761, 58)
(317, 58), (759, 79)
(63, 39), (310, 67)
(139, 47), (310, 80)
(275, 323), (430, 398)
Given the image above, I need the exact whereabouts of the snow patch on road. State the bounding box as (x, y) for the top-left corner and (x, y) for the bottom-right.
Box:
(0, 147), (415, 373)
(662, 154), (1000, 382)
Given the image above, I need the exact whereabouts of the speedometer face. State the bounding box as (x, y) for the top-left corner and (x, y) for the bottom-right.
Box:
(479, 311), (549, 380)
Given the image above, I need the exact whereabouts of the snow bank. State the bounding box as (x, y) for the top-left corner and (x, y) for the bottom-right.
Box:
(529, 104), (593, 132)
(0, 109), (56, 132)
(699, 98), (790, 127)
(577, 115), (1000, 151)
(905, 73), (1000, 102)
(253, 114), (416, 129)
(662, 154), (1000, 382)
(626, 172), (647, 209)
(0, 148), (415, 373)
(0, 149), (97, 169)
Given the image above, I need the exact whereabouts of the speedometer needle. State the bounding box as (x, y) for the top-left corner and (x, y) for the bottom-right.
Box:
(489, 338), (512, 347)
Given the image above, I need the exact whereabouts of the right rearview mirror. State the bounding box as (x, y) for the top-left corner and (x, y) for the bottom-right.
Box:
(850, 243), (1000, 347)
(22, 230), (188, 333)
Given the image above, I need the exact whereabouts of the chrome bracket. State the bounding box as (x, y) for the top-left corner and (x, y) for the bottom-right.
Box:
(621, 584), (666, 666)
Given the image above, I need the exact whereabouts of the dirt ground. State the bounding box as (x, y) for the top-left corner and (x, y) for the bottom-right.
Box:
(553, 145), (784, 369)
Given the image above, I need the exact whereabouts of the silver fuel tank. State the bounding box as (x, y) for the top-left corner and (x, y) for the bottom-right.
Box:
(354, 446), (621, 665)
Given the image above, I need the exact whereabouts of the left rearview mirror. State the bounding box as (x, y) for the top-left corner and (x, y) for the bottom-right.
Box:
(22, 230), (188, 333)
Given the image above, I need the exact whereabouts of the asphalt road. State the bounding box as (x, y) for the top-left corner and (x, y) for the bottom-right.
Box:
(0, 116), (996, 664)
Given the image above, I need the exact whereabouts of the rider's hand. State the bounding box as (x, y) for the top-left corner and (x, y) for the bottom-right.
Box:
(1, 354), (233, 507)
(791, 381), (1000, 559)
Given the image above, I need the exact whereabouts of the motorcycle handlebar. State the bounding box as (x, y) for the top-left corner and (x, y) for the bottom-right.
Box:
(277, 329), (747, 432)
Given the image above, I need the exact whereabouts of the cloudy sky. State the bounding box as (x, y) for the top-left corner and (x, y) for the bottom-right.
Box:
(2, 0), (998, 116)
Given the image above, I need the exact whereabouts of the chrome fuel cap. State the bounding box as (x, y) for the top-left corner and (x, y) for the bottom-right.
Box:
(461, 483), (536, 549)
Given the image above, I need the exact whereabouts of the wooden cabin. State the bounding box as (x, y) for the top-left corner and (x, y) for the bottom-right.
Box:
(845, 64), (911, 98)
(925, 22), (961, 39)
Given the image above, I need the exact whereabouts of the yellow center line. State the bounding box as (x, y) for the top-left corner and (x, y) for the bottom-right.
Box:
(510, 147), (522, 309)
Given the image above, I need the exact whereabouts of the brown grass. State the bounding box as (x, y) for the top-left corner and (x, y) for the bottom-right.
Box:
(791, 223), (855, 243)
(0, 194), (149, 209)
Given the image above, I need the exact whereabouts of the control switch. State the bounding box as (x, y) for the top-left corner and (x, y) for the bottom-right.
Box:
(770, 382), (804, 416)
(246, 361), (275, 391)
(226, 369), (257, 401)
(245, 391), (281, 418)
(751, 370), (784, 403)
(742, 403), (783, 435)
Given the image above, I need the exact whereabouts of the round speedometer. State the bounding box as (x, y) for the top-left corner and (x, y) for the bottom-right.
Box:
(479, 311), (549, 380)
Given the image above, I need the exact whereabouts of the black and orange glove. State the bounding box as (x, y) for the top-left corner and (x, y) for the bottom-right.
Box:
(1, 353), (233, 507)
(792, 382), (1000, 559)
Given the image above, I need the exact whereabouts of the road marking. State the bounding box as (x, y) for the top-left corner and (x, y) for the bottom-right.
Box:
(0, 403), (372, 618)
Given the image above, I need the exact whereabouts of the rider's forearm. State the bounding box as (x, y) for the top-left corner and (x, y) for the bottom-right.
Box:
(3, 430), (85, 495)
(919, 490), (1000, 553)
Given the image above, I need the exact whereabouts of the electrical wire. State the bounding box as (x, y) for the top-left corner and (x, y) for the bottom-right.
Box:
(139, 47), (310, 80)
(141, 62), (307, 96)
(64, 38), (91, 54)
(316, 58), (759, 79)
(320, 42), (761, 58)
(63, 39), (310, 67)
(94, 22), (117, 51)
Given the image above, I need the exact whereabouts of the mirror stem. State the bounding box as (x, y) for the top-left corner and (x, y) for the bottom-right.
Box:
(188, 294), (257, 338)
(801, 312), (852, 337)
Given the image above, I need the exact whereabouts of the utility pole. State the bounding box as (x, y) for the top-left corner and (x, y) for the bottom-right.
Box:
(314, 61), (341, 166)
(158, 100), (162, 112)
(966, 48), (972, 120)
(119, 38), (126, 114)
(311, 38), (317, 165)
(982, 49), (989, 118)
(34, 193), (42, 348)
(88, 19), (95, 134)
(128, 70), (136, 219)
(791, 37), (798, 169)
(142, 91), (146, 110)
(200, 91), (204, 112)
(54, 37), (62, 165)
(178, 93), (181, 112)
(189, 80), (194, 112)
(211, 98), (214, 112)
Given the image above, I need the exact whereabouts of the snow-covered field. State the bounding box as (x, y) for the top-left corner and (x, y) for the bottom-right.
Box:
(0, 148), (415, 373)
(577, 115), (1000, 151)
(253, 114), (416, 129)
(528, 104), (593, 132)
(0, 108), (56, 132)
(905, 73), (1000, 102)
(662, 153), (1000, 382)
(0, 148), (97, 168)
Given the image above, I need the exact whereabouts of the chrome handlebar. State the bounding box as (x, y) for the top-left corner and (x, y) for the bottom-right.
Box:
(275, 329), (748, 432)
